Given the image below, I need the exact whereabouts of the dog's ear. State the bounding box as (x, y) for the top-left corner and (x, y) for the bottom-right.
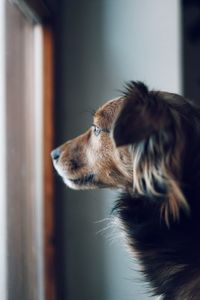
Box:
(114, 82), (172, 146)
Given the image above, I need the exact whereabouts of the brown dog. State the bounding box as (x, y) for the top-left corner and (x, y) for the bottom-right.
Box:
(52, 82), (200, 299)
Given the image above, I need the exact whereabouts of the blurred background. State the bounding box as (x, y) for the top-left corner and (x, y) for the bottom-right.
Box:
(1, 0), (200, 299)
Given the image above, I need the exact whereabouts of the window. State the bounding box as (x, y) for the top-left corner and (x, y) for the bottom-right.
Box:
(0, 1), (56, 299)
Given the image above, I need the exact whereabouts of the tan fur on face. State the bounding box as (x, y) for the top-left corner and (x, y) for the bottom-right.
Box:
(53, 98), (133, 190)
(52, 89), (191, 225)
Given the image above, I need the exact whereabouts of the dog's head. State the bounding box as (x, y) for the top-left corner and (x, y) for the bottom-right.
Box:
(52, 82), (200, 224)
(52, 97), (133, 190)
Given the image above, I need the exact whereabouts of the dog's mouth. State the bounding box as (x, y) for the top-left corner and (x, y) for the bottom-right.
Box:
(69, 173), (95, 186)
(66, 173), (107, 189)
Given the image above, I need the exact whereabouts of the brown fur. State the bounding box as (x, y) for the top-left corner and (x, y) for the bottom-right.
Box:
(53, 97), (133, 190)
(52, 89), (190, 224)
(52, 82), (200, 299)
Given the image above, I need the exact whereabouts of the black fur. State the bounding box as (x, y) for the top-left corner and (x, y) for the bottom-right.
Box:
(113, 82), (200, 299)
(114, 189), (200, 299)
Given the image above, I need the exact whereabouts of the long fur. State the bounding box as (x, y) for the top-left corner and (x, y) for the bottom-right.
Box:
(52, 81), (200, 299)
(113, 82), (200, 299)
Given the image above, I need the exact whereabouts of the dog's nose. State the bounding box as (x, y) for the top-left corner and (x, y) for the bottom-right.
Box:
(51, 147), (61, 161)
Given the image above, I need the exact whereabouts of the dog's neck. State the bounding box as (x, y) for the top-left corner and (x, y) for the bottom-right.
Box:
(114, 191), (200, 300)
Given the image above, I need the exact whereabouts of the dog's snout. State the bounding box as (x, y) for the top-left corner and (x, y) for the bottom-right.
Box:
(70, 159), (83, 171)
(51, 147), (61, 161)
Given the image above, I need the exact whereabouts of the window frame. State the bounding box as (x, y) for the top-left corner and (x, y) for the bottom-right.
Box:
(4, 1), (56, 299)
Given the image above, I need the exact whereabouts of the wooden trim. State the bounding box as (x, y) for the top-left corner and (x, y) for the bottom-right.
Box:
(43, 26), (56, 300)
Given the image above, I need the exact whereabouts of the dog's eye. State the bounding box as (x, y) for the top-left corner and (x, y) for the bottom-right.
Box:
(93, 125), (101, 136)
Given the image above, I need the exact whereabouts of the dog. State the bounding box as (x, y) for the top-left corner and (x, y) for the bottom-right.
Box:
(51, 82), (200, 299)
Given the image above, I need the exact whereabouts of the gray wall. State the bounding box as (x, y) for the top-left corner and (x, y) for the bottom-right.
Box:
(55, 0), (181, 299)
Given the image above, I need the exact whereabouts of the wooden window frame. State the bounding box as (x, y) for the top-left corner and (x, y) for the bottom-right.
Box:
(21, 3), (57, 298)
(7, 1), (57, 299)
(43, 25), (56, 300)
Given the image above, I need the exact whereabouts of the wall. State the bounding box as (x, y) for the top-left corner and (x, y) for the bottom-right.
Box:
(55, 0), (181, 299)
